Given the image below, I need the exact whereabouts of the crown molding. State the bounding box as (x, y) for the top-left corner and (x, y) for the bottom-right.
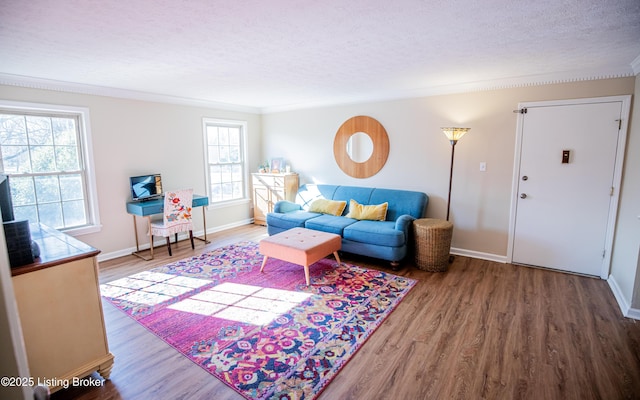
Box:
(261, 65), (637, 113)
(0, 73), (261, 114)
(0, 65), (635, 116)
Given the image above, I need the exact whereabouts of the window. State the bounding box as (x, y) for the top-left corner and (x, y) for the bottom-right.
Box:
(203, 118), (248, 204)
(0, 101), (100, 235)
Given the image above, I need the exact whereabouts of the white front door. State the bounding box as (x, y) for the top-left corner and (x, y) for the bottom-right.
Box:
(510, 96), (630, 278)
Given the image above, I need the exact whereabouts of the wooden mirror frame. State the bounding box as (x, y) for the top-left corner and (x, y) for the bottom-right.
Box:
(333, 116), (390, 178)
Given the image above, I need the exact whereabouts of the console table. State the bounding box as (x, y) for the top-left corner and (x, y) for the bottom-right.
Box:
(11, 224), (114, 393)
(126, 194), (209, 260)
(251, 173), (299, 225)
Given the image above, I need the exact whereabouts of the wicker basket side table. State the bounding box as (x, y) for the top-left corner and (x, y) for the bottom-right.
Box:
(413, 218), (453, 272)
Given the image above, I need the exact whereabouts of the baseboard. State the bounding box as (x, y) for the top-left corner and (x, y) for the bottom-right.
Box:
(607, 274), (640, 320)
(97, 219), (253, 262)
(608, 274), (629, 313)
(627, 307), (640, 320)
(450, 247), (508, 263)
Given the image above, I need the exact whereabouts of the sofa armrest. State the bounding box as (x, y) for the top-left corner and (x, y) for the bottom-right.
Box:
(395, 214), (416, 233)
(274, 200), (302, 213)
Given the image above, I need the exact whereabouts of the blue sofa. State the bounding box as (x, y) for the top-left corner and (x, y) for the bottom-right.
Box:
(266, 184), (428, 267)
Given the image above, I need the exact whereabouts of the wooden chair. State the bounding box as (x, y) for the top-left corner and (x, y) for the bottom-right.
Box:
(150, 189), (194, 256)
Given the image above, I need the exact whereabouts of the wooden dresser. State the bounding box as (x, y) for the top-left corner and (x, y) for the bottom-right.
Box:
(11, 224), (114, 393)
(251, 173), (299, 225)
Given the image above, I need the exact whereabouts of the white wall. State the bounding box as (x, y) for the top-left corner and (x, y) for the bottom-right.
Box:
(262, 78), (635, 259)
(610, 74), (640, 313)
(262, 78), (636, 259)
(0, 85), (262, 257)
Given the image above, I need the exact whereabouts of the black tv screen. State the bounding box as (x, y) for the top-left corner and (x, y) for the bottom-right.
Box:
(0, 174), (14, 222)
(130, 174), (163, 201)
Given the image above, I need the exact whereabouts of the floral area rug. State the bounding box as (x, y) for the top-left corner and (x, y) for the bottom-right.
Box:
(100, 241), (416, 400)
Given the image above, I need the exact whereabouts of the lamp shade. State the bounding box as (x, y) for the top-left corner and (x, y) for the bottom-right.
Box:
(441, 127), (470, 143)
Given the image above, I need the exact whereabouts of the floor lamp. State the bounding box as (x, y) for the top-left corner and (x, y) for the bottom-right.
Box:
(442, 127), (470, 221)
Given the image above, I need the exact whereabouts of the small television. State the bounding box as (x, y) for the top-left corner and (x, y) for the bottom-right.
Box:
(0, 174), (15, 222)
(0, 174), (36, 267)
(129, 174), (163, 202)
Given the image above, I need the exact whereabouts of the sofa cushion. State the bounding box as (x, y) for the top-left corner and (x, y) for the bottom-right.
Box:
(266, 210), (321, 230)
(304, 214), (357, 235)
(332, 186), (374, 210)
(295, 185), (340, 210)
(369, 188), (427, 220)
(345, 199), (388, 221)
(308, 198), (347, 216)
(343, 220), (405, 247)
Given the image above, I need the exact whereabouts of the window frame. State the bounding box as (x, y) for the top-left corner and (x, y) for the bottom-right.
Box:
(0, 100), (101, 236)
(202, 118), (250, 208)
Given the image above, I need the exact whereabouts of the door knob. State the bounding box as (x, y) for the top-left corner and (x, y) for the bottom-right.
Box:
(522, 176), (528, 181)
(520, 193), (527, 199)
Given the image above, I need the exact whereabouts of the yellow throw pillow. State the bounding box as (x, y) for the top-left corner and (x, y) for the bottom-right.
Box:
(308, 198), (347, 216)
(346, 199), (388, 221)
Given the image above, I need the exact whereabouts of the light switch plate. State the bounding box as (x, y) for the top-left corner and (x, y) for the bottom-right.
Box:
(480, 162), (487, 172)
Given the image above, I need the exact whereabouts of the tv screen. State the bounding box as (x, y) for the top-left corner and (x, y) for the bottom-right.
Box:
(0, 174), (15, 222)
(130, 174), (163, 201)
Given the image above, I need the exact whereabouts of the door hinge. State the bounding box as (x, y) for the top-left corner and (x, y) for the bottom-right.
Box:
(610, 186), (614, 196)
(513, 108), (528, 114)
(616, 119), (622, 130)
(602, 249), (606, 259)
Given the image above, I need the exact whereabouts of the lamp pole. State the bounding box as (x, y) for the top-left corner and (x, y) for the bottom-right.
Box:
(441, 127), (469, 222)
(446, 139), (457, 221)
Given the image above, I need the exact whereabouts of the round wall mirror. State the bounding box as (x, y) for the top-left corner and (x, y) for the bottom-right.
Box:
(346, 132), (374, 162)
(334, 116), (389, 178)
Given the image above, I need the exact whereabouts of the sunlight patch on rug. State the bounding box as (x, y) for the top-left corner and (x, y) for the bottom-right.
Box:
(101, 241), (416, 400)
(167, 283), (312, 324)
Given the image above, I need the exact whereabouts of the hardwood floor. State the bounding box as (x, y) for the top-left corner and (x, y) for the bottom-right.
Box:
(51, 224), (640, 400)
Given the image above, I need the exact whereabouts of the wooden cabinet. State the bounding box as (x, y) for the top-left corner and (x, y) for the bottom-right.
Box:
(251, 173), (299, 225)
(11, 224), (114, 393)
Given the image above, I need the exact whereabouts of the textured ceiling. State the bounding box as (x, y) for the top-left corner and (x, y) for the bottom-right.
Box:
(1, 0), (639, 112)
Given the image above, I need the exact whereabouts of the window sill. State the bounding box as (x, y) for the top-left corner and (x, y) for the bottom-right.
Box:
(61, 224), (102, 237)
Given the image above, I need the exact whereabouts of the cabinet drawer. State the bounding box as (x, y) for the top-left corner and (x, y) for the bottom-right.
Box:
(252, 174), (276, 188)
(272, 177), (285, 187)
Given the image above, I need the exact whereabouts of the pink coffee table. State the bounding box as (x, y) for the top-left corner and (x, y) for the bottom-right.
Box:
(259, 227), (342, 285)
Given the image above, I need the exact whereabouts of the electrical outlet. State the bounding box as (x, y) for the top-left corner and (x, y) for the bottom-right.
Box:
(480, 162), (487, 172)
